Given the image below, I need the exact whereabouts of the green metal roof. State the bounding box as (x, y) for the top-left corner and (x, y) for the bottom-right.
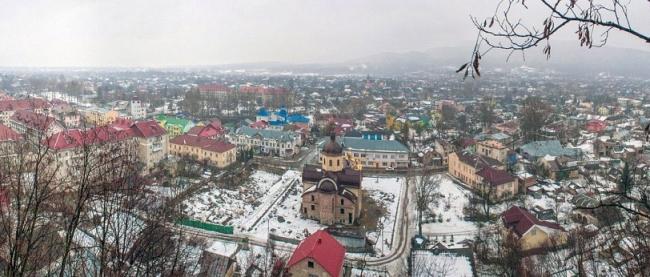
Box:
(236, 126), (296, 142)
(341, 137), (409, 153)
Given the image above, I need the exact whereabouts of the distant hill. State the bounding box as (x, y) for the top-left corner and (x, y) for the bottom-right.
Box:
(342, 42), (650, 76)
(198, 42), (650, 77)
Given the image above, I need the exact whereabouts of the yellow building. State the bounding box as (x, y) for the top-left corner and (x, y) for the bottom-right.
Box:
(502, 206), (568, 251)
(82, 108), (120, 126)
(449, 151), (517, 200)
(168, 134), (236, 168)
(477, 139), (508, 163)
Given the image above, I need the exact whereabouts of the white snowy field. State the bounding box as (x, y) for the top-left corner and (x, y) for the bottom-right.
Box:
(246, 176), (324, 241)
(363, 176), (404, 256)
(421, 174), (478, 244)
(411, 251), (473, 277)
(183, 170), (295, 228)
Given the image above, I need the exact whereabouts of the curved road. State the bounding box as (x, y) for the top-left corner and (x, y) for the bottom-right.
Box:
(173, 172), (417, 271)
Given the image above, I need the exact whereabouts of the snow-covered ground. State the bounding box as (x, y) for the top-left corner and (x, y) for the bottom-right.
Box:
(411, 251), (473, 277)
(363, 176), (404, 256)
(422, 174), (478, 245)
(183, 170), (296, 229)
(246, 176), (324, 241)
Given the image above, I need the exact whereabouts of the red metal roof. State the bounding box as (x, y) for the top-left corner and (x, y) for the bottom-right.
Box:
(130, 120), (166, 138)
(198, 83), (232, 93)
(169, 134), (235, 153)
(46, 127), (134, 150)
(476, 167), (515, 186)
(187, 120), (224, 138)
(286, 230), (345, 277)
(10, 110), (56, 131)
(0, 123), (21, 142)
(0, 98), (49, 112)
(502, 206), (564, 237)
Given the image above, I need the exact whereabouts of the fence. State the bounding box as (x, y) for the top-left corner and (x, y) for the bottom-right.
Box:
(176, 218), (234, 235)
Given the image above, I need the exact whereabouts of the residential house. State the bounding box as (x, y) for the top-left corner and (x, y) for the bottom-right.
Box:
(286, 230), (345, 277)
(169, 135), (236, 168)
(231, 126), (301, 157)
(448, 151), (504, 188)
(0, 98), (50, 125)
(501, 206), (568, 251)
(156, 115), (195, 138)
(476, 167), (518, 200)
(519, 140), (581, 161)
(538, 156), (579, 181)
(82, 108), (120, 126)
(9, 110), (64, 140)
(476, 140), (508, 163)
(341, 137), (409, 169)
(129, 120), (168, 174)
(186, 119), (225, 139)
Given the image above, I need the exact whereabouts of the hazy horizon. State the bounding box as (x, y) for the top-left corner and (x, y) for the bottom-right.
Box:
(1, 0), (648, 67)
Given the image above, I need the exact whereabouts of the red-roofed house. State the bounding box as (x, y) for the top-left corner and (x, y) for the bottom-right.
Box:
(130, 120), (168, 174)
(169, 134), (236, 168)
(501, 206), (567, 251)
(0, 98), (50, 124)
(0, 123), (22, 157)
(187, 119), (224, 139)
(10, 110), (63, 139)
(476, 167), (518, 200)
(286, 230), (345, 277)
(45, 126), (137, 185)
(585, 119), (607, 133)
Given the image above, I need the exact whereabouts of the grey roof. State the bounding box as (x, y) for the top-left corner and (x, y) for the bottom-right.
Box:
(236, 126), (296, 142)
(340, 137), (409, 153)
(520, 140), (580, 159)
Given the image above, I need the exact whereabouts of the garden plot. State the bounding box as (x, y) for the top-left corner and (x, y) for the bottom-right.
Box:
(422, 174), (478, 244)
(363, 176), (404, 256)
(183, 170), (288, 227)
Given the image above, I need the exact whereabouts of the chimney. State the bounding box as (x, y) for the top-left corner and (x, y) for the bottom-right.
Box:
(317, 238), (322, 244)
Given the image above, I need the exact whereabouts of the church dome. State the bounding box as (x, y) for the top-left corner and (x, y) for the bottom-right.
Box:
(317, 178), (338, 193)
(322, 134), (343, 155)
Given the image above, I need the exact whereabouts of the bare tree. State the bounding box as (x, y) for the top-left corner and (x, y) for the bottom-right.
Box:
(459, 0), (650, 78)
(411, 172), (440, 236)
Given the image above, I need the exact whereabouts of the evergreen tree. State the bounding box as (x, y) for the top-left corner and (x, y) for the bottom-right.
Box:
(619, 162), (633, 195)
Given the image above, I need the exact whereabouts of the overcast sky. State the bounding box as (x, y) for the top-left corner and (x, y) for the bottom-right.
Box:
(0, 0), (647, 67)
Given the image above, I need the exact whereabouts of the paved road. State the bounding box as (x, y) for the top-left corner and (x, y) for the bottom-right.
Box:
(172, 170), (419, 274)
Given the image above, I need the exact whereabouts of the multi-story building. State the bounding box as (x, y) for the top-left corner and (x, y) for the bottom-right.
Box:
(448, 151), (517, 200)
(129, 120), (168, 174)
(82, 108), (120, 126)
(301, 135), (363, 225)
(169, 135), (236, 168)
(186, 120), (225, 139)
(129, 98), (147, 119)
(156, 115), (195, 138)
(45, 126), (138, 187)
(0, 123), (22, 158)
(0, 98), (50, 125)
(9, 110), (64, 140)
(230, 126), (301, 157)
(339, 137), (409, 169)
(477, 139), (508, 163)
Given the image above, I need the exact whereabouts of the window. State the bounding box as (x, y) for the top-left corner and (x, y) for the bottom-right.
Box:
(311, 195), (315, 201)
(329, 160), (332, 167)
(311, 205), (315, 211)
(340, 208), (344, 214)
(340, 199), (344, 205)
(337, 160), (340, 166)
(307, 261), (314, 268)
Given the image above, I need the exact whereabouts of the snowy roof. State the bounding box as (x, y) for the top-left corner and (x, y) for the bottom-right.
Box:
(205, 240), (239, 258)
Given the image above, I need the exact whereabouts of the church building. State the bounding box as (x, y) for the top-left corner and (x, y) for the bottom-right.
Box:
(301, 135), (363, 225)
